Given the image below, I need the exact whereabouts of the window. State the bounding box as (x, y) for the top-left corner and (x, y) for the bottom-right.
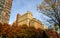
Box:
(0, 16), (1, 20)
(0, 0), (5, 8)
(0, 8), (3, 13)
(0, 4), (3, 8)
(0, 0), (5, 13)
(0, 12), (1, 15)
(30, 21), (34, 27)
(0, 0), (5, 2)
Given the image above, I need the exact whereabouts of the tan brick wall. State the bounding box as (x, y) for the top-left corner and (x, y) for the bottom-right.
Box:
(15, 12), (44, 29)
(34, 22), (43, 29)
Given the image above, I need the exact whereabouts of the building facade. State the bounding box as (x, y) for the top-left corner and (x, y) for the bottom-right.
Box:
(0, 0), (12, 23)
(14, 11), (44, 29)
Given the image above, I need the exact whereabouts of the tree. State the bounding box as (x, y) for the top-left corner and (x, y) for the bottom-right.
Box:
(0, 22), (60, 38)
(46, 29), (60, 38)
(37, 0), (60, 27)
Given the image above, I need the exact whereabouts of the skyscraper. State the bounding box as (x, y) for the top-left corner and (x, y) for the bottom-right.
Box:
(0, 0), (12, 23)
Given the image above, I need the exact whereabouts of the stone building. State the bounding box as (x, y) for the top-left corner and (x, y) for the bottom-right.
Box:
(0, 0), (12, 23)
(13, 11), (44, 29)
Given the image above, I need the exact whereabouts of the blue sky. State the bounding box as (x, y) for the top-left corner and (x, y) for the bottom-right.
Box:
(9, 0), (50, 25)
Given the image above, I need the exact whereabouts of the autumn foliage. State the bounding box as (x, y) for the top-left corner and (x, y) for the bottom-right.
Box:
(0, 22), (60, 38)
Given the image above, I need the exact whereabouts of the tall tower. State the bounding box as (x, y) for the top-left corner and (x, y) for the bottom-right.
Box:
(0, 0), (12, 23)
